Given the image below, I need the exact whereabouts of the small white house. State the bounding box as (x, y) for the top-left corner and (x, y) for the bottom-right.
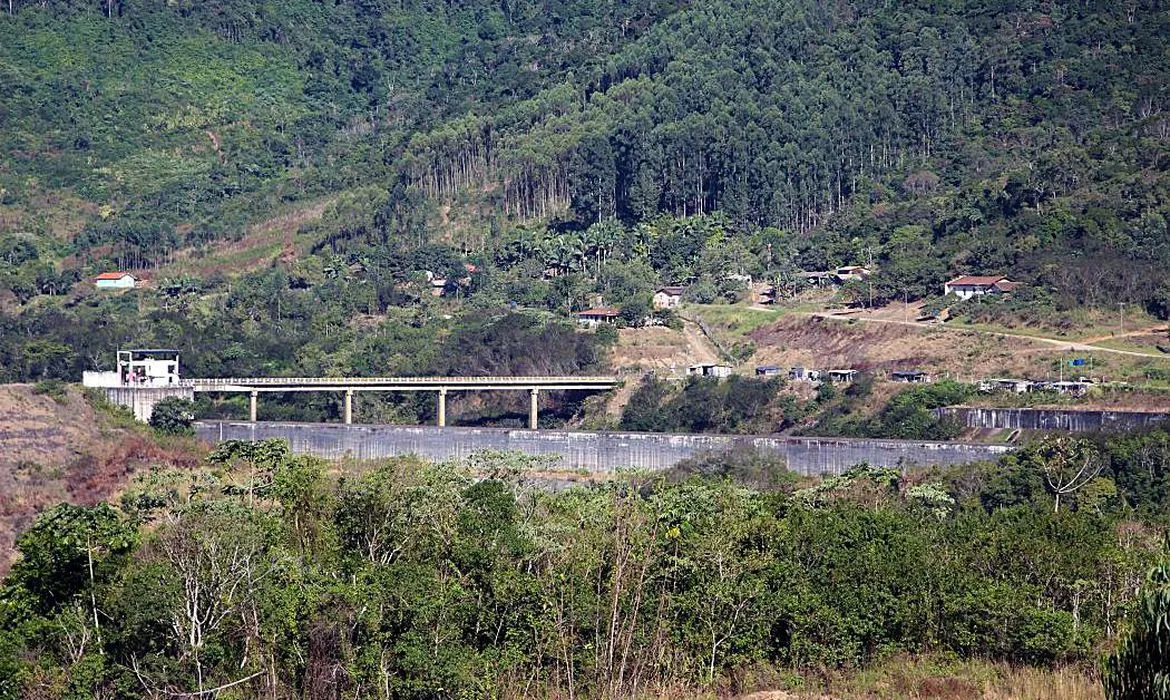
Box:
(653, 286), (686, 310)
(576, 307), (621, 328)
(94, 272), (137, 289)
(825, 369), (858, 383)
(944, 275), (1020, 300)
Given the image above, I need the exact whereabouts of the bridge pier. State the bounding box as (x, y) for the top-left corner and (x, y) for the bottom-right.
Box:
(344, 389), (353, 425)
(529, 388), (539, 430)
(437, 388), (447, 427)
(249, 390), (258, 422)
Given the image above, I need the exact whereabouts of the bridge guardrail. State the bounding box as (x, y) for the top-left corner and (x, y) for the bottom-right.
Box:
(185, 375), (620, 388)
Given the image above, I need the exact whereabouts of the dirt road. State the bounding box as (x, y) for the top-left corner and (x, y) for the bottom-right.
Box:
(808, 313), (1168, 360)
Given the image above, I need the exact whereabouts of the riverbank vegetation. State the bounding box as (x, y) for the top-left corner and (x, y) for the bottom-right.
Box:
(0, 437), (1166, 698)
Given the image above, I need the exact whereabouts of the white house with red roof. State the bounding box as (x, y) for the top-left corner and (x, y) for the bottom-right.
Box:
(944, 275), (1020, 300)
(94, 271), (138, 289)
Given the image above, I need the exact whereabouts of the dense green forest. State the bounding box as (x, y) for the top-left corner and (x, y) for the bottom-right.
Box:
(1, 0), (1169, 388)
(0, 435), (1166, 698)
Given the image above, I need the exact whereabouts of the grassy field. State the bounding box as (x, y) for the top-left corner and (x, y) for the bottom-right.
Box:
(787, 654), (1102, 700)
(626, 655), (1103, 699)
(685, 303), (790, 337)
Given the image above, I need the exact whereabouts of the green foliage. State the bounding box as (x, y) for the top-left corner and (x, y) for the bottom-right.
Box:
(0, 0), (1167, 395)
(3, 503), (136, 618)
(811, 380), (975, 440)
(667, 446), (799, 492)
(148, 397), (196, 435)
(620, 374), (784, 434)
(0, 450), (1165, 696)
(1104, 561), (1170, 700)
(31, 379), (68, 403)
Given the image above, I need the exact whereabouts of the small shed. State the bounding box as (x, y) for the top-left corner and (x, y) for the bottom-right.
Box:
(94, 272), (137, 289)
(891, 370), (931, 383)
(789, 366), (821, 382)
(798, 271), (836, 287)
(835, 266), (871, 282)
(979, 378), (1033, 394)
(1037, 381), (1093, 397)
(826, 369), (858, 383)
(688, 363), (733, 378)
(755, 365), (783, 376)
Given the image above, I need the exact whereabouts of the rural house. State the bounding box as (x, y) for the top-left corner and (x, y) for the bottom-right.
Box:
(653, 286), (686, 310)
(944, 275), (1021, 300)
(94, 272), (138, 289)
(576, 307), (621, 327)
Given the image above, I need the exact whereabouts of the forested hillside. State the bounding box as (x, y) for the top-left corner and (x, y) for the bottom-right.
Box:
(1, 0), (1168, 386)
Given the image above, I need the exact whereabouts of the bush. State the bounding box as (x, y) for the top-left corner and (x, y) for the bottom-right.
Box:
(1104, 562), (1170, 700)
(32, 379), (68, 403)
(149, 397), (196, 435)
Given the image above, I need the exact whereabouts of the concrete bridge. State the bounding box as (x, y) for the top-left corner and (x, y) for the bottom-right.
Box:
(86, 366), (620, 425)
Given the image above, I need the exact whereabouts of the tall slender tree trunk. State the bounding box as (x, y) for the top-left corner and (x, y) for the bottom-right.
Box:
(87, 538), (103, 654)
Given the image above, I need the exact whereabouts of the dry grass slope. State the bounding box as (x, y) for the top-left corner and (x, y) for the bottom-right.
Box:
(0, 384), (203, 574)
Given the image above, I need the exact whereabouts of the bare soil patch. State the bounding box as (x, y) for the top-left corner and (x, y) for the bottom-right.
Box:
(0, 385), (202, 574)
(610, 324), (721, 375)
(748, 316), (1049, 379)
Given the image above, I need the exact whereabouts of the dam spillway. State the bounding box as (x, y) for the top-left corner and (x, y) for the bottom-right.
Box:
(194, 421), (1013, 476)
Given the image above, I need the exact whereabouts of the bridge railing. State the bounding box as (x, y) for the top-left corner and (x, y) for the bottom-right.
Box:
(185, 375), (620, 387)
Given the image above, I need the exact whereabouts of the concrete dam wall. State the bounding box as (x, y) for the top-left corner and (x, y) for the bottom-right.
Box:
(102, 386), (194, 422)
(194, 421), (1013, 476)
(939, 407), (1170, 433)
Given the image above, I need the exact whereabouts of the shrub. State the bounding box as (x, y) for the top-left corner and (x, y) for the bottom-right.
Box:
(149, 397), (196, 435)
(32, 379), (68, 403)
(1103, 562), (1170, 699)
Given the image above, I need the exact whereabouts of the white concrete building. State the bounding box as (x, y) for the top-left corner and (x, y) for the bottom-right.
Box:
(94, 272), (137, 289)
(83, 349), (182, 388)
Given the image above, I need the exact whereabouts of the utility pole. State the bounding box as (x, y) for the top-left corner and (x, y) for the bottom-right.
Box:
(1119, 302), (1126, 334)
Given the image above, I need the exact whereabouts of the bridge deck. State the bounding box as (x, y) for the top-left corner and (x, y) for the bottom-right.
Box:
(187, 375), (620, 393)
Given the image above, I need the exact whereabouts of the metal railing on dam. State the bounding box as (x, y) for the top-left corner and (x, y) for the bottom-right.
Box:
(195, 421), (1014, 477)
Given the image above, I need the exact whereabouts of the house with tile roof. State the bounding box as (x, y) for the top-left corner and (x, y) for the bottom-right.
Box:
(944, 275), (1020, 300)
(94, 272), (138, 289)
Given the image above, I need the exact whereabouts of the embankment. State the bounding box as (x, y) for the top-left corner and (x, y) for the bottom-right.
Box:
(195, 421), (1012, 475)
